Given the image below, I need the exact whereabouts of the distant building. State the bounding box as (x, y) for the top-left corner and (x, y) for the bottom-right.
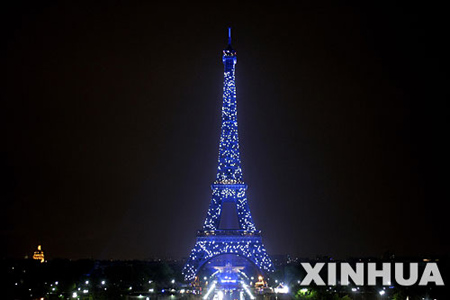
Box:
(32, 245), (45, 263)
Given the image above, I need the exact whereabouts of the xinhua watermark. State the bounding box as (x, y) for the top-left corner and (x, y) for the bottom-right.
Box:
(298, 262), (444, 286)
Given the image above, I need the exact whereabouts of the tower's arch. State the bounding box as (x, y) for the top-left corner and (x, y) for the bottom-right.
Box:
(183, 232), (273, 280)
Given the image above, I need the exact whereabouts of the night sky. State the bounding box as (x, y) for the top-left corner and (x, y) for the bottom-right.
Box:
(1, 1), (448, 260)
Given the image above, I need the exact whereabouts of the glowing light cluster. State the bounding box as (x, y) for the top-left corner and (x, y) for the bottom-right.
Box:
(33, 245), (45, 263)
(183, 31), (274, 281)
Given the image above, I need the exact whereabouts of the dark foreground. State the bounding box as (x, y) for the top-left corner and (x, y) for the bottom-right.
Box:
(2, 256), (448, 299)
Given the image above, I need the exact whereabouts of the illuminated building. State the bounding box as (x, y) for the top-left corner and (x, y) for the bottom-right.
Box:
(33, 245), (45, 263)
(182, 28), (274, 281)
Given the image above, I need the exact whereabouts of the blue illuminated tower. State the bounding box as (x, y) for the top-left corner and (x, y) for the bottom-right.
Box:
(183, 28), (274, 281)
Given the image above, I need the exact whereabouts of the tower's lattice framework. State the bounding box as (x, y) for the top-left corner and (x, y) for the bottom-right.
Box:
(183, 29), (274, 281)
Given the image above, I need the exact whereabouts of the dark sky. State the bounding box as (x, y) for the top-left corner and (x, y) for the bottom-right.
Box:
(1, 1), (448, 260)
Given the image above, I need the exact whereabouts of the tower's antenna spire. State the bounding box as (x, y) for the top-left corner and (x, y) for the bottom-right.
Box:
(228, 27), (232, 45)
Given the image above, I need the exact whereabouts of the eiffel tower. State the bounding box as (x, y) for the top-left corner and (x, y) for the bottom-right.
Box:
(183, 28), (274, 281)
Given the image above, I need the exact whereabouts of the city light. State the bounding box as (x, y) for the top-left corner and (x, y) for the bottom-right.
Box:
(203, 281), (217, 299)
(241, 281), (255, 299)
(32, 245), (45, 263)
(298, 288), (308, 295)
(274, 284), (289, 294)
(217, 290), (224, 300)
